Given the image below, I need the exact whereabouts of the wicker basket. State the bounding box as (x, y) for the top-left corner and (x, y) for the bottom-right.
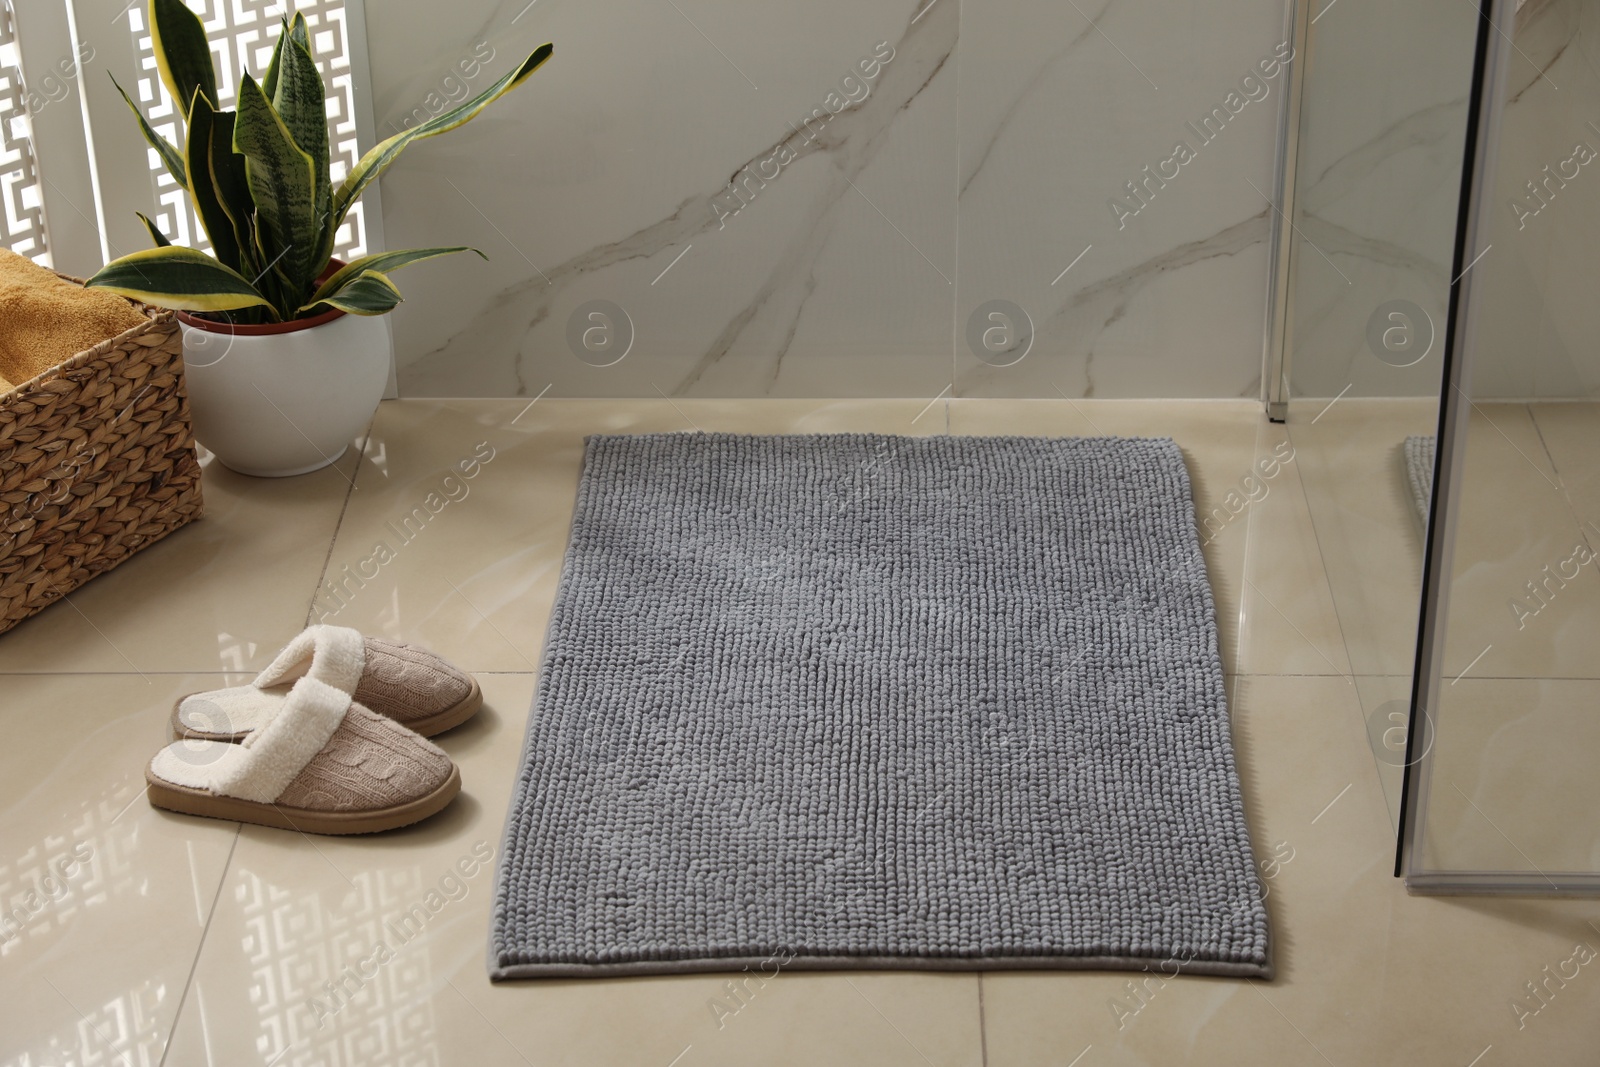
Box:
(0, 282), (204, 636)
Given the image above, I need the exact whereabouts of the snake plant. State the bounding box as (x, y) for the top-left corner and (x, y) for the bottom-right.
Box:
(86, 0), (551, 324)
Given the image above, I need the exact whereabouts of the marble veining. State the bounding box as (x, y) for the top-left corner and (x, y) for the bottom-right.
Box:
(955, 0), (1110, 199)
(369, 0), (1298, 399)
(394, 1), (957, 398)
(1030, 211), (1270, 399)
(1472, 0), (1600, 399)
(1283, 0), (1477, 401)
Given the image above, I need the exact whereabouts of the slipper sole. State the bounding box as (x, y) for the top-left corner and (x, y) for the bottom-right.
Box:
(172, 676), (484, 743)
(145, 764), (462, 835)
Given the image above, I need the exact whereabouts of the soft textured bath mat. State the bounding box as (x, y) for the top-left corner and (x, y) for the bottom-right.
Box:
(491, 433), (1271, 980)
(1404, 434), (1435, 526)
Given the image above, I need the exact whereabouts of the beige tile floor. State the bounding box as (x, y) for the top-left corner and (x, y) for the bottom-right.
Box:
(4, 398), (1599, 1067)
(1286, 397), (1439, 827)
(1401, 400), (1600, 876)
(1433, 404), (1600, 680)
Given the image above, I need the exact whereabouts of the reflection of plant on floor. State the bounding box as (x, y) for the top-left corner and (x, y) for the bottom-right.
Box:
(87, 0), (551, 325)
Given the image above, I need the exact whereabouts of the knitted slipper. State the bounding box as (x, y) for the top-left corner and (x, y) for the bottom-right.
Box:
(147, 672), (461, 834)
(172, 626), (481, 742)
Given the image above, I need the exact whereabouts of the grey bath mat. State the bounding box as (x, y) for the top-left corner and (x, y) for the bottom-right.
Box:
(1404, 435), (1435, 526)
(492, 433), (1271, 980)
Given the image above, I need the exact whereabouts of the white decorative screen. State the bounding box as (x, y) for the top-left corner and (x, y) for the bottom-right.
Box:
(125, 0), (365, 259)
(0, 0), (50, 265)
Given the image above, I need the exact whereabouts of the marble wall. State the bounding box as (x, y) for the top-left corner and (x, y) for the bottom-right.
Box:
(362, 0), (1287, 399)
(1283, 0), (1477, 402)
(1470, 0), (1600, 400)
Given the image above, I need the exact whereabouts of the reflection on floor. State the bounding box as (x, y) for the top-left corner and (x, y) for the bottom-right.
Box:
(1288, 397), (1438, 828)
(1289, 398), (1600, 872)
(2, 399), (1597, 1066)
(1411, 402), (1600, 874)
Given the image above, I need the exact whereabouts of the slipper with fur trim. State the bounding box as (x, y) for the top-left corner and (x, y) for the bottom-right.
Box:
(148, 672), (461, 835)
(172, 625), (481, 742)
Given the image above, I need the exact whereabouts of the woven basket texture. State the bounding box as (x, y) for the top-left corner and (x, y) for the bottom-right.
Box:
(0, 280), (203, 636)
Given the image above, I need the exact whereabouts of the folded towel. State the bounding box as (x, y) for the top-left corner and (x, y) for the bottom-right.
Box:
(0, 249), (148, 395)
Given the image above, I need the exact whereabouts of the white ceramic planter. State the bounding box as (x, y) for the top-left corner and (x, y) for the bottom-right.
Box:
(179, 306), (391, 478)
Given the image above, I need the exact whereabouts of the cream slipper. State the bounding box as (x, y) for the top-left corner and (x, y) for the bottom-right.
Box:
(172, 626), (481, 742)
(147, 671), (460, 834)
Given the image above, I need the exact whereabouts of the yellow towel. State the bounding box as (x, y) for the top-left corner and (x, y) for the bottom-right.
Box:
(0, 248), (148, 395)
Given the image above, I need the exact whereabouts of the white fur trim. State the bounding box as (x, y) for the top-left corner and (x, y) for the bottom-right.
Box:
(150, 741), (254, 790)
(175, 685), (287, 735)
(210, 676), (350, 803)
(253, 625), (367, 695)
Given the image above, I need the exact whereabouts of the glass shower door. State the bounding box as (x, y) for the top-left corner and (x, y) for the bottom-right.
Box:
(1270, 0), (1479, 825)
(1399, 0), (1600, 891)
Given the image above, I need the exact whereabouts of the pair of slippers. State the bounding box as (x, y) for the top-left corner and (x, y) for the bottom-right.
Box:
(146, 625), (481, 835)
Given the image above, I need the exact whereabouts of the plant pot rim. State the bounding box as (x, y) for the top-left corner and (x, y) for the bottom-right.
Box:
(175, 257), (353, 336)
(177, 304), (348, 336)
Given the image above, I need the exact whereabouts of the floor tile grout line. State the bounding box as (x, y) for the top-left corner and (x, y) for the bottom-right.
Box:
(301, 413), (378, 629)
(1232, 414), (1357, 680)
(1525, 401), (1561, 477)
(1229, 671), (1600, 682)
(977, 972), (989, 1067)
(1275, 418), (1360, 682)
(845, 977), (939, 1067)
(1467, 397), (1564, 493)
(1524, 402), (1600, 567)
(1230, 413), (1267, 674)
(1247, 979), (1337, 1067)
(1271, 414), (1388, 769)
(156, 827), (240, 1067)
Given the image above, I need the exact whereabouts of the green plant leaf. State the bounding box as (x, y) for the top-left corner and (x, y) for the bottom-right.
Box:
(263, 12), (310, 99)
(249, 220), (287, 320)
(148, 0), (217, 112)
(271, 29), (329, 258)
(110, 74), (186, 190)
(183, 91), (244, 272)
(135, 211), (172, 247)
(271, 27), (326, 164)
(85, 246), (272, 313)
(233, 71), (319, 306)
(297, 268), (402, 317)
(287, 12), (312, 52)
(309, 246), (483, 304)
(201, 104), (257, 278)
(261, 20), (287, 99)
(323, 43), (552, 266)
